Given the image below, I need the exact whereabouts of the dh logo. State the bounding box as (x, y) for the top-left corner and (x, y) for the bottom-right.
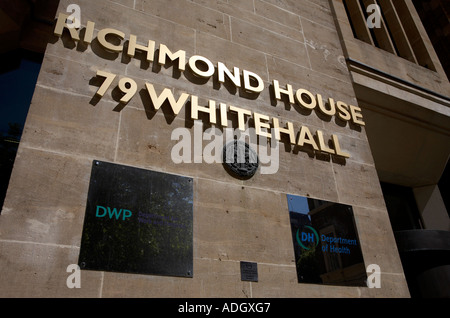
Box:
(296, 226), (319, 250)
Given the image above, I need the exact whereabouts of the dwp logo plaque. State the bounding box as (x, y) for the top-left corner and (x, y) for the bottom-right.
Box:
(95, 205), (132, 221)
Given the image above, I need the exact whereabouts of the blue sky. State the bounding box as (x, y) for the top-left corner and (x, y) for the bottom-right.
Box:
(287, 194), (310, 215)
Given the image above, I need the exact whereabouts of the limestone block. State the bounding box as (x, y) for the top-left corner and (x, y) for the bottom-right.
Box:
(230, 17), (309, 67)
(0, 240), (101, 297)
(352, 206), (405, 274)
(216, 1), (304, 42)
(194, 180), (294, 264)
(227, 0), (255, 12)
(101, 258), (251, 297)
(254, 0), (302, 30)
(333, 161), (386, 209)
(262, 0), (336, 29)
(109, 0), (135, 8)
(301, 18), (352, 83)
(21, 86), (120, 160)
(135, 0), (230, 40)
(252, 263), (362, 297)
(0, 147), (91, 246)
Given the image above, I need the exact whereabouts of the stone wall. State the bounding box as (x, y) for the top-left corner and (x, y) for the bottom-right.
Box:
(0, 0), (410, 297)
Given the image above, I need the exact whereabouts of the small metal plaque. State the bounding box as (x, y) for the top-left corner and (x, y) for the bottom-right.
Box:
(223, 140), (259, 179)
(78, 161), (193, 278)
(240, 261), (258, 282)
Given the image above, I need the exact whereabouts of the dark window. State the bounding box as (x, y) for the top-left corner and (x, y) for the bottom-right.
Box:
(0, 50), (43, 210)
(438, 161), (450, 218)
(0, 0), (58, 211)
(380, 182), (423, 231)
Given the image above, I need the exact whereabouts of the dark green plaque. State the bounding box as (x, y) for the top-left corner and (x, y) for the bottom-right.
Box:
(78, 161), (193, 277)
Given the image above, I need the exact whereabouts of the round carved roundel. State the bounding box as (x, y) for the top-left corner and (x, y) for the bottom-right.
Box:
(222, 140), (259, 179)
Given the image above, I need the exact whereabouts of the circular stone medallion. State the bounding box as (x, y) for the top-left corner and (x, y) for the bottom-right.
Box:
(223, 140), (259, 178)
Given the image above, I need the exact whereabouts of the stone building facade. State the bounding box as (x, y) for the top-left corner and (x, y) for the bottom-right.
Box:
(1, 0), (448, 298)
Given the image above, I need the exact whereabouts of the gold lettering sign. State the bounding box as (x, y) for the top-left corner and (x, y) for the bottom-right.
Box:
(54, 13), (365, 159)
